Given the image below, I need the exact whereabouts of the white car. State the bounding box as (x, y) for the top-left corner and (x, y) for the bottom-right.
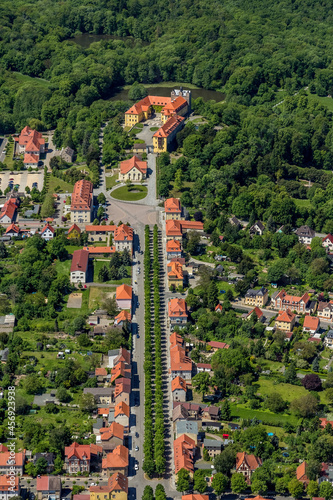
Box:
(134, 464), (139, 471)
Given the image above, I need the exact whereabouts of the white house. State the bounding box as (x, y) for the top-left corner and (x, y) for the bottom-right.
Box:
(323, 234), (333, 252)
(70, 249), (89, 285)
(295, 225), (315, 245)
(115, 284), (132, 310)
(40, 222), (55, 241)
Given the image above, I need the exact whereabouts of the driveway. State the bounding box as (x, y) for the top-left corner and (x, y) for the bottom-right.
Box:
(134, 115), (163, 147)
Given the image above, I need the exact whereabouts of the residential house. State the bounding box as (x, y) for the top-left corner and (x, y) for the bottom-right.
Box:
(249, 221), (265, 236)
(170, 338), (192, 380)
(246, 307), (264, 322)
(89, 472), (128, 500)
(115, 284), (132, 310)
(235, 452), (262, 484)
(271, 289), (310, 313)
(111, 362), (131, 385)
(182, 496), (208, 500)
(171, 376), (187, 402)
(319, 462), (333, 486)
(5, 224), (20, 238)
(173, 402), (202, 420)
(296, 461), (310, 486)
(167, 261), (184, 288)
(70, 180), (93, 223)
(303, 316), (320, 335)
(17, 126), (45, 166)
(244, 287), (269, 307)
(295, 225), (315, 245)
(108, 347), (131, 369)
(202, 406), (220, 420)
(83, 387), (114, 405)
(229, 216), (241, 228)
(0, 198), (18, 224)
(70, 249), (89, 285)
(114, 311), (131, 327)
(115, 378), (131, 406)
(165, 198), (182, 220)
(40, 222), (54, 241)
(168, 298), (188, 327)
(85, 225), (116, 243)
(33, 453), (55, 474)
(172, 404), (190, 422)
(174, 434), (196, 475)
(181, 221), (204, 233)
(0, 452), (25, 476)
(64, 443), (102, 474)
(0, 315), (15, 334)
(207, 341), (230, 352)
(176, 421), (198, 444)
(166, 220), (183, 241)
(196, 363), (212, 373)
(166, 239), (182, 260)
(114, 402), (130, 430)
(102, 445), (128, 477)
(203, 439), (222, 458)
(324, 330), (333, 349)
(317, 301), (333, 320)
(0, 475), (20, 500)
(95, 368), (108, 383)
(67, 224), (81, 239)
(114, 224), (134, 254)
(83, 246), (115, 258)
(97, 423), (124, 452)
(36, 476), (61, 500)
(60, 146), (74, 163)
(322, 234), (333, 252)
(119, 156), (147, 182)
(275, 309), (296, 332)
(153, 115), (185, 153)
(244, 497), (270, 500)
(215, 304), (223, 313)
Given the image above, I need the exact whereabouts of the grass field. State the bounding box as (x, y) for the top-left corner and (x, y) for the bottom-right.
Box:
(111, 185), (147, 201)
(169, 181), (194, 198)
(257, 378), (308, 402)
(89, 286), (116, 308)
(306, 91), (333, 112)
(54, 259), (71, 276)
(65, 245), (82, 254)
(106, 174), (118, 189)
(3, 141), (15, 170)
(230, 403), (299, 426)
(93, 260), (132, 284)
(150, 127), (159, 131)
(13, 72), (51, 88)
(292, 197), (313, 209)
(48, 175), (74, 194)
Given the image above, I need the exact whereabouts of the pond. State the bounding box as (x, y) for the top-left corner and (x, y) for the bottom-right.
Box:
(108, 85), (225, 102)
(69, 33), (149, 49)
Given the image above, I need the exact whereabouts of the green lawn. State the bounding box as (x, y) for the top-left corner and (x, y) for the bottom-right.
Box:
(48, 175), (74, 194)
(306, 91), (333, 112)
(3, 141), (15, 170)
(169, 181), (194, 198)
(230, 403), (299, 426)
(111, 185), (147, 201)
(65, 244), (82, 254)
(257, 378), (308, 402)
(106, 174), (118, 189)
(292, 197), (313, 209)
(150, 127), (159, 131)
(54, 259), (71, 276)
(13, 71), (51, 88)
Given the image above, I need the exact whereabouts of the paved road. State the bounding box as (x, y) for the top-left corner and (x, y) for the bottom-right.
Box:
(0, 137), (8, 163)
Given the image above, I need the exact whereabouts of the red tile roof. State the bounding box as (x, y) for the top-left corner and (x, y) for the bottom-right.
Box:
(99, 422), (124, 441)
(215, 304), (223, 312)
(166, 239), (182, 252)
(5, 223), (19, 234)
(167, 261), (184, 280)
(174, 434), (196, 474)
(171, 376), (187, 392)
(114, 310), (131, 324)
(95, 368), (107, 376)
(296, 461), (309, 482)
(70, 249), (89, 273)
(181, 221), (204, 231)
(247, 306), (263, 319)
(153, 115), (185, 138)
(102, 445), (128, 469)
(166, 219), (182, 237)
(90, 472), (128, 494)
(24, 153), (39, 164)
(197, 363), (212, 370)
(0, 198), (18, 222)
(114, 224), (133, 242)
(182, 495), (209, 500)
(0, 446), (8, 453)
(170, 344), (192, 372)
(85, 225), (116, 232)
(165, 198), (181, 213)
(0, 452), (24, 467)
(68, 223), (81, 235)
(115, 377), (131, 394)
(71, 180), (93, 211)
(116, 284), (132, 300)
(207, 341), (230, 349)
(303, 315), (319, 330)
(125, 96), (171, 116)
(115, 401), (130, 418)
(170, 332), (183, 347)
(19, 126), (44, 151)
(276, 309), (296, 323)
(168, 298), (188, 318)
(83, 246), (115, 254)
(236, 452), (262, 472)
(162, 96), (188, 117)
(120, 156), (147, 175)
(323, 234), (333, 244)
(0, 475), (19, 492)
(41, 222), (55, 234)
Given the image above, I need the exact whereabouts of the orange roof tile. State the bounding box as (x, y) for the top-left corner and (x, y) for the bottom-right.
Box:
(41, 222), (55, 234)
(0, 198), (18, 222)
(90, 472), (127, 494)
(170, 332), (183, 347)
(247, 306), (263, 319)
(171, 376), (187, 392)
(98, 408), (110, 415)
(116, 284), (132, 300)
(24, 153), (39, 164)
(162, 96), (188, 117)
(120, 156), (147, 175)
(215, 304), (223, 312)
(102, 445), (128, 469)
(114, 347), (131, 366)
(168, 298), (188, 318)
(303, 315), (319, 330)
(0, 475), (19, 492)
(71, 180), (93, 211)
(125, 96), (171, 116)
(276, 309), (295, 323)
(174, 434), (196, 474)
(207, 341), (230, 349)
(166, 239), (182, 252)
(115, 401), (130, 418)
(83, 246), (116, 254)
(95, 368), (107, 376)
(166, 219), (182, 237)
(0, 452), (24, 467)
(296, 461), (309, 481)
(182, 495), (209, 500)
(114, 310), (132, 324)
(5, 223), (19, 234)
(67, 223), (81, 235)
(111, 361), (131, 384)
(85, 225), (116, 232)
(167, 261), (184, 280)
(236, 452), (262, 472)
(114, 224), (133, 242)
(153, 115), (185, 138)
(170, 345), (192, 372)
(181, 221), (204, 231)
(165, 198), (181, 213)
(99, 422), (124, 441)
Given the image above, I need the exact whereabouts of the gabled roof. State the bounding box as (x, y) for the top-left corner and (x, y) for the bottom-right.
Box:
(303, 316), (319, 330)
(108, 472), (128, 493)
(84, 246), (115, 255)
(19, 126), (44, 150)
(236, 452), (262, 472)
(0, 452), (24, 466)
(323, 234), (333, 244)
(125, 96), (171, 115)
(114, 224), (133, 242)
(182, 495), (209, 500)
(68, 223), (81, 235)
(116, 284), (132, 300)
(120, 156), (147, 175)
(165, 198), (181, 213)
(170, 331), (183, 347)
(153, 115), (185, 138)
(247, 306), (263, 319)
(166, 219), (182, 237)
(114, 347), (131, 366)
(207, 341), (230, 349)
(85, 225), (116, 232)
(181, 221), (204, 230)
(0, 446), (8, 453)
(65, 442), (91, 460)
(0, 475), (19, 492)
(24, 153), (39, 164)
(170, 345), (192, 372)
(295, 225), (315, 238)
(5, 223), (19, 234)
(115, 378), (131, 398)
(115, 401), (130, 418)
(95, 368), (107, 376)
(36, 476), (61, 492)
(70, 249), (89, 273)
(168, 298), (188, 318)
(99, 422), (124, 441)
(114, 310), (132, 324)
(167, 261), (183, 280)
(296, 461), (309, 481)
(197, 363), (212, 370)
(174, 434), (196, 474)
(171, 376), (187, 392)
(71, 180), (93, 211)
(172, 404), (189, 421)
(215, 304), (223, 312)
(0, 198), (17, 221)
(276, 309), (295, 323)
(102, 445), (129, 469)
(162, 96), (188, 117)
(111, 361), (131, 384)
(166, 239), (182, 252)
(41, 222), (54, 234)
